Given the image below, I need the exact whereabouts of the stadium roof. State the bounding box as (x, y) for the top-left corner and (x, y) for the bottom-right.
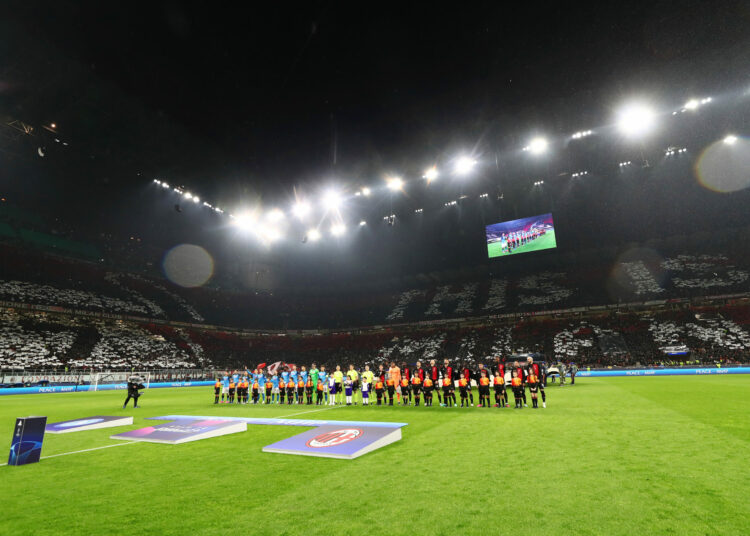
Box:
(2, 2), (750, 288)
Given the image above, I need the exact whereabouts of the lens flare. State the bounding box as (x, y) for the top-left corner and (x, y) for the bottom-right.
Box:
(695, 136), (750, 193)
(163, 244), (214, 288)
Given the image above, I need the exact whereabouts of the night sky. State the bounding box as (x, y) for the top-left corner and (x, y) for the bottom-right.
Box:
(1, 1), (750, 287)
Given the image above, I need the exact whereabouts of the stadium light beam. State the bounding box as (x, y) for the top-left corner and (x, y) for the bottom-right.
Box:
(617, 102), (656, 137)
(723, 135), (738, 145)
(423, 166), (438, 182)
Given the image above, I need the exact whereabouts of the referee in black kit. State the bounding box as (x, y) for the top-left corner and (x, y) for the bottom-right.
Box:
(123, 375), (145, 408)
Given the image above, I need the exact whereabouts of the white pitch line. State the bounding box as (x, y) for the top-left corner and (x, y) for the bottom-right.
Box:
(0, 406), (344, 467)
(275, 405), (343, 419)
(0, 441), (138, 467)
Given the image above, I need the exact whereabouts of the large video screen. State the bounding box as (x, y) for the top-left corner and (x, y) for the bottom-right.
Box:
(486, 213), (556, 258)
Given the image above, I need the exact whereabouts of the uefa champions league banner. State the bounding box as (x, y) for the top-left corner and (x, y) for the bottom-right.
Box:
(7, 416), (47, 466)
(0, 380), (214, 396)
(46, 416), (134, 433)
(111, 419), (248, 444)
(262, 424), (403, 459)
(577, 367), (749, 377)
(116, 416), (406, 458)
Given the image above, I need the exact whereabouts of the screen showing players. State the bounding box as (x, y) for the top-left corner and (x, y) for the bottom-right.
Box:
(485, 213), (556, 258)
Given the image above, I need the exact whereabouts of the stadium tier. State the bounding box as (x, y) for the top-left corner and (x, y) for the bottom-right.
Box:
(2, 300), (749, 371)
(2, 242), (750, 332)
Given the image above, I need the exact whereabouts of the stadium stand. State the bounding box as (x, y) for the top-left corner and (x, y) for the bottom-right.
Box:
(2, 205), (750, 375)
(2, 301), (749, 372)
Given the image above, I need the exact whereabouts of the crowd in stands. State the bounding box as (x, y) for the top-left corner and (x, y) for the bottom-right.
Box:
(0, 309), (204, 370)
(2, 303), (749, 373)
(2, 238), (750, 331)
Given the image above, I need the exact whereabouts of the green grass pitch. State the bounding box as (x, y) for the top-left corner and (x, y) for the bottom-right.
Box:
(2, 376), (749, 536)
(487, 229), (557, 258)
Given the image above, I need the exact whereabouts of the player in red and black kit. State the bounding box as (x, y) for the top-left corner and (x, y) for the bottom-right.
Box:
(414, 361), (426, 384)
(375, 380), (385, 405)
(428, 359), (442, 405)
(461, 364), (475, 406)
(494, 359), (506, 387)
(378, 364), (387, 386)
(512, 360), (527, 407)
(526, 356), (547, 408)
(442, 359), (456, 384)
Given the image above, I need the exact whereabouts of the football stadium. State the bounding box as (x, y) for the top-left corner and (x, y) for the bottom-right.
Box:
(2, 3), (750, 536)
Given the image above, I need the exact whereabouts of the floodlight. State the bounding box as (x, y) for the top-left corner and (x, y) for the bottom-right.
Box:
(454, 157), (476, 175)
(617, 103), (656, 137)
(292, 201), (310, 219)
(331, 223), (346, 236)
(387, 177), (403, 191)
(257, 225), (282, 243)
(362, 187), (371, 196)
(184, 192), (193, 200)
(193, 196), (200, 203)
(322, 190), (342, 210)
(161, 182), (169, 188)
(266, 208), (284, 222)
(526, 137), (548, 155)
(423, 167), (438, 181)
(307, 229), (321, 241)
(359, 220), (367, 226)
(723, 135), (738, 145)
(233, 212), (256, 230)
(684, 99), (699, 110)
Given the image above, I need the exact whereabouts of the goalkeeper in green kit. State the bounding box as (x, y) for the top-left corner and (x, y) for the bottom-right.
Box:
(310, 363), (320, 393)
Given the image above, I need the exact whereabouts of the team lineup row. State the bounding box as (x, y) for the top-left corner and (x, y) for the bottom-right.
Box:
(213, 357), (556, 409)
